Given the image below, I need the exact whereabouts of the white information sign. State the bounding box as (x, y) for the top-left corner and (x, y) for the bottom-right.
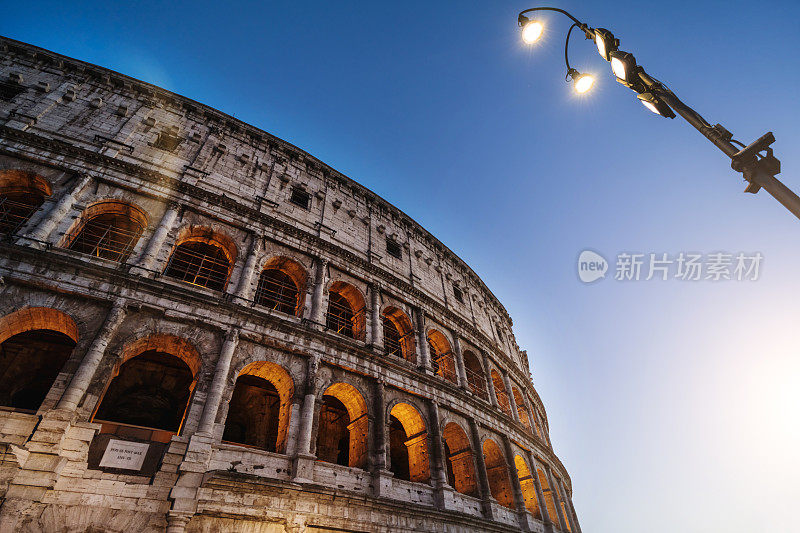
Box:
(99, 439), (149, 470)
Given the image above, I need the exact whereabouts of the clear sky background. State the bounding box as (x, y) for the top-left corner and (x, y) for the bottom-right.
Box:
(4, 1), (799, 531)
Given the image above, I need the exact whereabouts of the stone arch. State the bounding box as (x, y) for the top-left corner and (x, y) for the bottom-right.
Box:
(62, 199), (148, 262)
(427, 329), (457, 384)
(326, 280), (365, 341)
(93, 334), (202, 435)
(381, 306), (415, 363)
(0, 307), (78, 411)
(462, 350), (487, 399)
(512, 387), (531, 430)
(514, 455), (541, 518)
(537, 466), (560, 524)
(223, 361), (295, 453)
(255, 256), (308, 316)
(388, 401), (430, 483)
(164, 226), (238, 291)
(483, 438), (515, 509)
(490, 369), (512, 416)
(0, 169), (51, 235)
(315, 382), (369, 469)
(441, 421), (478, 496)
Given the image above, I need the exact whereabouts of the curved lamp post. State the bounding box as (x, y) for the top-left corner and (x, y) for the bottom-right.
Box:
(518, 7), (800, 221)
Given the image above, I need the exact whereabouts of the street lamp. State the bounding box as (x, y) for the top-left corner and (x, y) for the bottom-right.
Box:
(517, 7), (800, 221)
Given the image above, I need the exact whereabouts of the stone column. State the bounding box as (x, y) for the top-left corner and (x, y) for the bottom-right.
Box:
(196, 329), (240, 436)
(467, 417), (493, 519)
(483, 353), (498, 407)
(503, 371), (520, 423)
(135, 202), (180, 272)
(371, 379), (394, 497)
(413, 306), (432, 372)
(292, 354), (320, 483)
(369, 284), (383, 349)
(57, 298), (127, 411)
(528, 452), (553, 533)
(502, 435), (531, 532)
(450, 333), (468, 390)
(557, 478), (581, 533)
(308, 257), (329, 326)
(233, 235), (263, 302)
(427, 399), (451, 510)
(545, 464), (569, 532)
(24, 174), (91, 245)
(165, 513), (192, 533)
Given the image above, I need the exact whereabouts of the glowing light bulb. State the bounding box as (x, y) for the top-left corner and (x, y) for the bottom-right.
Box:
(574, 74), (594, 94)
(595, 34), (606, 59)
(641, 100), (660, 114)
(522, 21), (544, 44)
(611, 57), (627, 80)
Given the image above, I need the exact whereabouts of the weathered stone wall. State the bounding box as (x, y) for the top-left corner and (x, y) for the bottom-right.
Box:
(0, 36), (579, 533)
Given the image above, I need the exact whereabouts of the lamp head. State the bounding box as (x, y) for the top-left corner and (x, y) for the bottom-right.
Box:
(609, 51), (638, 83)
(593, 28), (618, 61)
(568, 69), (595, 94)
(519, 15), (544, 44)
(636, 92), (676, 118)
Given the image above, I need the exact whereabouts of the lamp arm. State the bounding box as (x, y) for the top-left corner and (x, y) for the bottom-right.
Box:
(518, 7), (586, 27)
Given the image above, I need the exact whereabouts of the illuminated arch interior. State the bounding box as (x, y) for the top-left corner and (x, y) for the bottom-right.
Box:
(0, 169), (51, 235)
(514, 455), (541, 518)
(382, 306), (415, 363)
(483, 438), (515, 509)
(315, 382), (369, 469)
(255, 256), (307, 316)
(427, 329), (457, 384)
(164, 226), (237, 291)
(65, 200), (148, 262)
(441, 422), (477, 496)
(462, 350), (487, 399)
(389, 402), (430, 483)
(326, 281), (365, 340)
(491, 369), (512, 416)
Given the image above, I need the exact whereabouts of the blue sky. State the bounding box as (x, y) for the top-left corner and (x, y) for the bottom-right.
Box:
(4, 1), (800, 531)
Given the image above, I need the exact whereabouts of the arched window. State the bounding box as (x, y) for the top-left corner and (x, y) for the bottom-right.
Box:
(427, 329), (457, 384)
(164, 228), (236, 291)
(0, 307), (78, 412)
(537, 467), (560, 525)
(483, 439), (515, 509)
(382, 307), (415, 363)
(223, 361), (294, 453)
(94, 350), (194, 433)
(326, 281), (365, 340)
(514, 455), (541, 519)
(491, 369), (512, 416)
(0, 169), (51, 235)
(65, 200), (147, 262)
(463, 350), (487, 399)
(254, 257), (307, 316)
(441, 422), (477, 496)
(315, 382), (369, 469)
(388, 403), (430, 483)
(512, 387), (532, 431)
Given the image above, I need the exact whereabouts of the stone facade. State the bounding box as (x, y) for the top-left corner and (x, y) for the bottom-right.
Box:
(0, 36), (580, 533)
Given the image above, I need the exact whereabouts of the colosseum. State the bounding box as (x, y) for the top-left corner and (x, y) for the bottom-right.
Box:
(0, 36), (579, 533)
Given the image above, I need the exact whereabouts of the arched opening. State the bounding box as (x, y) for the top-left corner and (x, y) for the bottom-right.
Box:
(0, 307), (78, 412)
(164, 227), (236, 291)
(222, 375), (280, 451)
(554, 474), (572, 532)
(326, 281), (365, 341)
(315, 382), (369, 469)
(463, 350), (487, 399)
(255, 256), (307, 316)
(223, 361), (294, 453)
(441, 422), (477, 496)
(382, 307), (415, 363)
(388, 402), (430, 483)
(512, 387), (532, 430)
(0, 169), (51, 235)
(427, 329), (457, 384)
(94, 351), (194, 433)
(65, 200), (147, 262)
(537, 467), (559, 525)
(514, 455), (541, 519)
(483, 439), (515, 509)
(491, 369), (512, 416)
